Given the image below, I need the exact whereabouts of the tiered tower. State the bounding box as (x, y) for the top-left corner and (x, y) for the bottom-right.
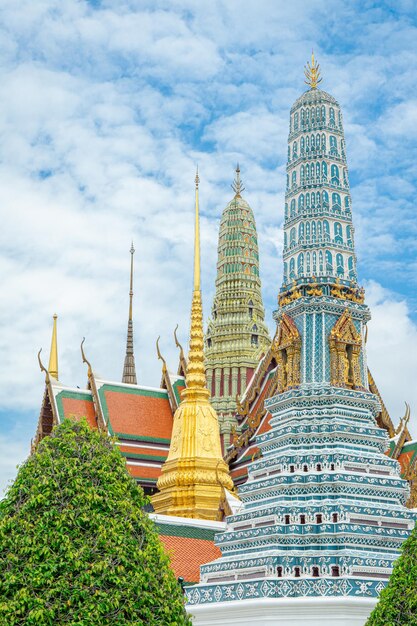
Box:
(152, 172), (233, 520)
(206, 166), (270, 446)
(122, 244), (137, 384)
(186, 56), (415, 626)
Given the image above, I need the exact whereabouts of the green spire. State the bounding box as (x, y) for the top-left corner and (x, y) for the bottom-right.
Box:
(205, 166), (270, 443)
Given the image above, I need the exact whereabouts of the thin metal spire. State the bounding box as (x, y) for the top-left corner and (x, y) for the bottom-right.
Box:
(232, 163), (245, 197)
(48, 314), (58, 380)
(122, 243), (137, 384)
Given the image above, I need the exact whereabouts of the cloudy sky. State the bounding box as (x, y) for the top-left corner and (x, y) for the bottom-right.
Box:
(1, 0), (417, 492)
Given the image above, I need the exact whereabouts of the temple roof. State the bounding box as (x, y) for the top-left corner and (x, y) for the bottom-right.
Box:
(292, 88), (338, 110)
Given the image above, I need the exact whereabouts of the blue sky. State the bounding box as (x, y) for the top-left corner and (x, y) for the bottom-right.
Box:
(1, 0), (417, 492)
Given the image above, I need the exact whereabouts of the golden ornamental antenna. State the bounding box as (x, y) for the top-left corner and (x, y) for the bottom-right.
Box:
(232, 163), (245, 197)
(48, 314), (59, 380)
(194, 167), (201, 292)
(304, 50), (322, 89)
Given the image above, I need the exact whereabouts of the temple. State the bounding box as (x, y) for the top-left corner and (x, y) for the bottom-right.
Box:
(186, 54), (417, 625)
(32, 56), (417, 609)
(205, 165), (270, 449)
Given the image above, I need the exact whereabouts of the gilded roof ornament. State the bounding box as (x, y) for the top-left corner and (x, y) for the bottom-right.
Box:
(232, 163), (245, 198)
(48, 314), (59, 380)
(304, 50), (322, 89)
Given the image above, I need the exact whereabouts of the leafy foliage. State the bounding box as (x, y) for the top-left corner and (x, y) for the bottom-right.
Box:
(0, 419), (191, 625)
(366, 522), (417, 626)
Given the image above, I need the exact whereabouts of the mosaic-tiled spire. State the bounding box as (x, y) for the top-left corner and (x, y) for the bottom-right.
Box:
(122, 244), (137, 385)
(187, 57), (415, 621)
(205, 165), (270, 444)
(282, 61), (359, 293)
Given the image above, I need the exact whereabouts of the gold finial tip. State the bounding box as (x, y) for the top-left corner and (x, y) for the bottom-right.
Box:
(53, 313), (57, 319)
(304, 50), (322, 89)
(195, 167), (200, 188)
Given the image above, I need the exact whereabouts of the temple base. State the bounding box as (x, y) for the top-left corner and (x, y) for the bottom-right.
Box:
(188, 596), (377, 626)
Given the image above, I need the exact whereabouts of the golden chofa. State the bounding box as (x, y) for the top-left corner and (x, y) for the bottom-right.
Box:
(152, 171), (233, 520)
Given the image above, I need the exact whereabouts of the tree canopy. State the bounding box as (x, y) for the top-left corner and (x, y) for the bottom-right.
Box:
(0, 419), (191, 625)
(366, 521), (417, 626)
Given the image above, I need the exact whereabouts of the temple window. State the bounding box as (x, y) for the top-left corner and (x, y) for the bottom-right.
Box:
(251, 334), (258, 346)
(316, 514), (322, 524)
(312, 566), (320, 577)
(294, 112), (299, 130)
(293, 141), (297, 158)
(291, 199), (296, 216)
(285, 515), (290, 524)
(289, 259), (296, 280)
(292, 171), (297, 188)
(331, 566), (340, 577)
(290, 228), (296, 247)
(336, 253), (344, 277)
(300, 165), (305, 183)
(331, 164), (340, 184)
(325, 250), (333, 274)
(312, 252), (317, 274)
(248, 300), (253, 319)
(316, 162), (320, 180)
(322, 161), (328, 181)
(300, 137), (305, 154)
(334, 222), (343, 244)
(300, 515), (306, 524)
(317, 463), (322, 472)
(303, 464), (308, 472)
(290, 465), (295, 473)
(332, 513), (338, 523)
(306, 193), (310, 208)
(298, 223), (304, 242)
(294, 567), (301, 578)
(321, 133), (326, 150)
(319, 251), (324, 274)
(321, 105), (326, 122)
(277, 566), (283, 577)
(330, 135), (337, 155)
(297, 253), (304, 276)
(311, 221), (316, 242)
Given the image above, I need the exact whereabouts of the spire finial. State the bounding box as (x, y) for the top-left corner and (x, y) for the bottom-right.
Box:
(129, 242), (135, 321)
(122, 244), (137, 384)
(232, 163), (245, 197)
(185, 170), (207, 392)
(48, 313), (58, 380)
(304, 50), (322, 89)
(194, 167), (200, 292)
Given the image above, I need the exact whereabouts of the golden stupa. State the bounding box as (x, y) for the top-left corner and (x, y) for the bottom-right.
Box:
(152, 171), (234, 520)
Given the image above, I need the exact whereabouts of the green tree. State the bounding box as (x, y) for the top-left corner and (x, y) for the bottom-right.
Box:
(0, 419), (191, 626)
(366, 523), (417, 626)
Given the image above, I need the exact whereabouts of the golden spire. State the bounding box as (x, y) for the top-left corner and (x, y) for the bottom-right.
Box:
(48, 314), (58, 380)
(232, 163), (245, 197)
(152, 170), (234, 520)
(304, 50), (322, 89)
(122, 243), (137, 384)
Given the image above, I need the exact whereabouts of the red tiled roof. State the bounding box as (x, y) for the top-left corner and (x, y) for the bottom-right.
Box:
(99, 385), (173, 440)
(159, 535), (221, 583)
(61, 397), (97, 429)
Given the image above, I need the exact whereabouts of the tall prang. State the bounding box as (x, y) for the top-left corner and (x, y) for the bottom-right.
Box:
(205, 166), (270, 446)
(186, 55), (416, 626)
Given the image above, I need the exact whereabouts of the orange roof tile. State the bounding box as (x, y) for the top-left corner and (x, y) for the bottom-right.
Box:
(159, 535), (221, 583)
(100, 386), (173, 440)
(60, 397), (97, 429)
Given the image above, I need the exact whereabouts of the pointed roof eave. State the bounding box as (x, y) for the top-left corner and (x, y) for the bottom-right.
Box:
(32, 347), (60, 452)
(174, 324), (188, 377)
(80, 338), (107, 433)
(157, 336), (178, 414)
(122, 243), (138, 385)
